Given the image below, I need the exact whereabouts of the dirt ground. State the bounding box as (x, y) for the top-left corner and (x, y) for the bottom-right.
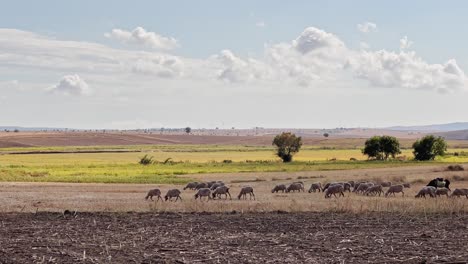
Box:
(1, 212), (467, 263)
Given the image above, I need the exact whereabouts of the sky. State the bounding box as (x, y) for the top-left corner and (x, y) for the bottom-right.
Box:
(1, 0), (468, 129)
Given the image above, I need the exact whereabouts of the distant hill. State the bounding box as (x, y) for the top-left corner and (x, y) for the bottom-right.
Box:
(436, 129), (468, 140)
(387, 122), (468, 132)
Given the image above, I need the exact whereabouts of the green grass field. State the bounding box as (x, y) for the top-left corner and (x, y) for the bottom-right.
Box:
(1, 145), (467, 184)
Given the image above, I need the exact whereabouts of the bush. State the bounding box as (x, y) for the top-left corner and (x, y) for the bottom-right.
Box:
(362, 135), (401, 160)
(272, 132), (302, 163)
(139, 154), (154, 165)
(222, 159), (233, 163)
(412, 135), (447, 161)
(446, 165), (464, 171)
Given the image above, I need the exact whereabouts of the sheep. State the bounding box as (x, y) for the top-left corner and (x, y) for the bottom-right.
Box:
(272, 184), (287, 193)
(343, 182), (352, 192)
(415, 186), (436, 198)
(403, 183), (411, 188)
(286, 182), (305, 193)
(364, 185), (383, 196)
(210, 182), (224, 191)
(355, 183), (373, 194)
(325, 184), (345, 198)
(212, 186), (231, 200)
(348, 181), (355, 188)
(322, 182), (342, 192)
(164, 189), (182, 201)
(308, 182), (322, 193)
(206, 181), (217, 188)
(194, 188), (212, 201)
(385, 185), (404, 197)
(450, 188), (468, 198)
(145, 188), (162, 201)
(380, 182), (392, 188)
(195, 182), (209, 190)
(183, 182), (198, 190)
(238, 186), (255, 200)
(435, 187), (450, 197)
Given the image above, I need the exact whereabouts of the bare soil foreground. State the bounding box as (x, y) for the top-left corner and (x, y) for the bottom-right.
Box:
(1, 212), (467, 263)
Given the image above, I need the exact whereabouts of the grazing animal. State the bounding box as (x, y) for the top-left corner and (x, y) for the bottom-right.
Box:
(415, 186), (436, 198)
(183, 182), (198, 190)
(402, 183), (411, 188)
(195, 182), (208, 190)
(164, 189), (182, 202)
(435, 187), (450, 197)
(385, 185), (404, 197)
(308, 182), (322, 193)
(348, 181), (355, 188)
(210, 182), (224, 190)
(238, 186), (255, 200)
(212, 186), (231, 199)
(195, 188), (212, 201)
(145, 188), (162, 201)
(365, 185), (383, 196)
(272, 184), (287, 193)
(343, 182), (352, 192)
(325, 184), (345, 198)
(286, 182), (304, 193)
(355, 183), (373, 194)
(380, 182), (392, 188)
(451, 188), (468, 198)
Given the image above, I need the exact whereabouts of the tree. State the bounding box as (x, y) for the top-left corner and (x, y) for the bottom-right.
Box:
(362, 135), (401, 160)
(272, 132), (302, 162)
(323, 133), (329, 138)
(185, 127), (191, 134)
(413, 135), (447, 161)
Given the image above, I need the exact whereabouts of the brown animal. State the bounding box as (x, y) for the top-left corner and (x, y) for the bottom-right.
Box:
(145, 189), (162, 201)
(286, 182), (304, 193)
(308, 182), (322, 193)
(385, 185), (404, 197)
(272, 184), (287, 193)
(183, 182), (198, 190)
(195, 188), (212, 201)
(164, 189), (182, 201)
(451, 188), (468, 198)
(415, 186), (436, 198)
(365, 185), (383, 196)
(325, 184), (344, 198)
(238, 186), (255, 200)
(435, 187), (450, 197)
(212, 186), (231, 200)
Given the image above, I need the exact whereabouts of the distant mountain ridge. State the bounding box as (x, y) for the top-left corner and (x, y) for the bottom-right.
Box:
(386, 122), (468, 132)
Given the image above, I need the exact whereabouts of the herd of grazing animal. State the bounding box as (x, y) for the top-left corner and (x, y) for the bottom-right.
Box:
(146, 177), (468, 202)
(146, 180), (255, 202)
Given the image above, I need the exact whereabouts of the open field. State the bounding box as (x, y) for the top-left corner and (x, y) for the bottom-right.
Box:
(1, 212), (467, 263)
(2, 131), (468, 149)
(1, 143), (468, 183)
(1, 165), (468, 214)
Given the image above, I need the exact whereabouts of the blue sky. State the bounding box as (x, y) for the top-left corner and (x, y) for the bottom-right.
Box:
(1, 1), (467, 129)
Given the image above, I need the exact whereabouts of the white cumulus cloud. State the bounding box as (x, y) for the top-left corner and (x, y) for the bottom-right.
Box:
(105, 27), (178, 50)
(48, 75), (91, 95)
(399, 36), (413, 50)
(357, 22), (378, 33)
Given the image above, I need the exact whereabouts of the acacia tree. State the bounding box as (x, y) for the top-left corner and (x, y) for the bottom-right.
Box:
(413, 135), (447, 161)
(362, 135), (401, 160)
(185, 127), (191, 134)
(272, 132), (302, 162)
